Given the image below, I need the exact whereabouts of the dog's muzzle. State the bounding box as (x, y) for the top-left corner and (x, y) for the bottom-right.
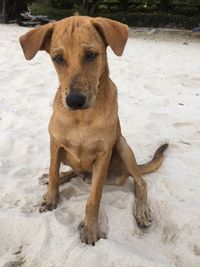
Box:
(66, 92), (86, 110)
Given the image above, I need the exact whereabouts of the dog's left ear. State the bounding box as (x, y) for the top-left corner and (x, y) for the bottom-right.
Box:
(92, 17), (128, 56)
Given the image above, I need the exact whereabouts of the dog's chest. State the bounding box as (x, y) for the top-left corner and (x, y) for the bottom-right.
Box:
(62, 129), (108, 172)
(50, 114), (113, 172)
(63, 126), (107, 154)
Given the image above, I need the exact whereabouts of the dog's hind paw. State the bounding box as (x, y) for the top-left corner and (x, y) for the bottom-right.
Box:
(134, 201), (152, 228)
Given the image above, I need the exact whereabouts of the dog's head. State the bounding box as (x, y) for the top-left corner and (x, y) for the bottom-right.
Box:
(20, 16), (128, 111)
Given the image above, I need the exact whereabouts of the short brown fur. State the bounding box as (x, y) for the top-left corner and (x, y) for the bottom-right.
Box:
(19, 16), (168, 245)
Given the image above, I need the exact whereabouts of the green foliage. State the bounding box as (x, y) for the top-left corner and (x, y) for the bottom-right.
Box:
(49, 0), (74, 9)
(107, 11), (200, 29)
(30, 2), (74, 19)
(31, 0), (200, 14)
(98, 4), (108, 12)
(135, 4), (157, 12)
(173, 6), (199, 15)
(29, 0), (200, 29)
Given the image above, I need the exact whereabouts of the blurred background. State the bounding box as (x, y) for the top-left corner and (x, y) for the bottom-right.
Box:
(0, 0), (200, 29)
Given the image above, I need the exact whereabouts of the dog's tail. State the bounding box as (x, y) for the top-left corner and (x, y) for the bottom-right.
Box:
(138, 143), (168, 175)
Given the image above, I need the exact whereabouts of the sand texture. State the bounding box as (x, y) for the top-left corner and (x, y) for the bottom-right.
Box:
(0, 25), (200, 267)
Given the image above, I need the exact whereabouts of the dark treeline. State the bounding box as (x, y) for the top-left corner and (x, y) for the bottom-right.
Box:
(0, 0), (32, 22)
(0, 0), (200, 29)
(37, 0), (200, 16)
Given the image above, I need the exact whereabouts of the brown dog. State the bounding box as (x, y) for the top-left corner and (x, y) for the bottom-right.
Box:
(19, 16), (168, 245)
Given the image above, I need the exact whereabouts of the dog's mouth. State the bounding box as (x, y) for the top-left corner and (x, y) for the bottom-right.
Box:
(67, 104), (91, 111)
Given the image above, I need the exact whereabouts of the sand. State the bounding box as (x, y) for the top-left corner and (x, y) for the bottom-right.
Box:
(0, 24), (200, 267)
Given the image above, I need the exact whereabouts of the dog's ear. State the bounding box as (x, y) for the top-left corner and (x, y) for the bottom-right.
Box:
(19, 23), (54, 60)
(92, 17), (128, 56)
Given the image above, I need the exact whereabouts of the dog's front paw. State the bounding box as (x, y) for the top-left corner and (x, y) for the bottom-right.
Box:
(78, 221), (106, 245)
(39, 193), (58, 213)
(134, 200), (152, 228)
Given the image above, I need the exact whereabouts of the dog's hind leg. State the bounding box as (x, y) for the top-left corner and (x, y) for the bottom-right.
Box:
(100, 146), (129, 186)
(85, 172), (129, 186)
(83, 152), (129, 186)
(39, 170), (77, 186)
(104, 143), (168, 186)
(115, 136), (152, 228)
(59, 171), (77, 185)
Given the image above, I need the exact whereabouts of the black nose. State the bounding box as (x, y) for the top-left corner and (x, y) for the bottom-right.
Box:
(66, 92), (86, 110)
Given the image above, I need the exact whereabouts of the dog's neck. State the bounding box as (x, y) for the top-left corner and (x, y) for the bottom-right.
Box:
(98, 63), (110, 95)
(88, 64), (118, 121)
(94, 63), (117, 110)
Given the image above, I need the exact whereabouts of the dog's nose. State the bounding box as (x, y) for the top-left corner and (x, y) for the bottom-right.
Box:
(66, 92), (86, 110)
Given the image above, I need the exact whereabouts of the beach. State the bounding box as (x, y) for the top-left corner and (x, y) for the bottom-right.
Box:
(0, 24), (200, 267)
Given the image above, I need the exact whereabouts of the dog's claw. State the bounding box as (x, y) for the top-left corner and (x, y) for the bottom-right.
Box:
(39, 201), (57, 212)
(78, 221), (85, 230)
(39, 194), (58, 213)
(134, 201), (152, 228)
(79, 221), (106, 245)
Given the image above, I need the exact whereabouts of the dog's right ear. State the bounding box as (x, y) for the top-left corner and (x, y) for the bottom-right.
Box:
(19, 23), (54, 60)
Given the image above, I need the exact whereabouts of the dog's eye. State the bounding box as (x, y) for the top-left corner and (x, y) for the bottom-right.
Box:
(86, 51), (97, 62)
(53, 55), (64, 65)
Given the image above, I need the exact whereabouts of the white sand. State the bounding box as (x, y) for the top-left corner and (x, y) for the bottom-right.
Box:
(0, 24), (200, 267)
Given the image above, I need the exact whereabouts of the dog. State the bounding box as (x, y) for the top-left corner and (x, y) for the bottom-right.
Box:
(19, 16), (168, 245)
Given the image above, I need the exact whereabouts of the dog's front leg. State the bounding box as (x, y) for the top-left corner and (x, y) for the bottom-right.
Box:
(80, 151), (112, 245)
(40, 138), (61, 212)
